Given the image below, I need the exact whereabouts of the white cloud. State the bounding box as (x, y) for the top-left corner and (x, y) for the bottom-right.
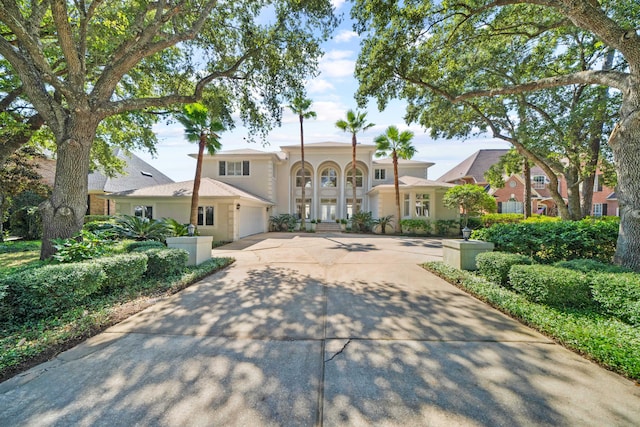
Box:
(319, 50), (355, 78)
(331, 0), (347, 9)
(334, 30), (358, 43)
(306, 78), (335, 94)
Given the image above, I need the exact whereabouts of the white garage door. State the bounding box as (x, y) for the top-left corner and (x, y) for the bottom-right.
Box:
(239, 206), (266, 238)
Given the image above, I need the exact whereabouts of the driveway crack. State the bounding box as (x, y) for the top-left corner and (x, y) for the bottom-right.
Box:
(324, 339), (351, 363)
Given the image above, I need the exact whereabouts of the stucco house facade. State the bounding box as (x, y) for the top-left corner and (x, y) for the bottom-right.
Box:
(108, 142), (458, 241)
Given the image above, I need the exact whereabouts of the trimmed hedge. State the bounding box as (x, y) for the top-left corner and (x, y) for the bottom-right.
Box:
(481, 213), (524, 228)
(123, 240), (165, 253)
(476, 252), (533, 287)
(509, 264), (593, 309)
(93, 253), (148, 290)
(591, 272), (640, 326)
(471, 218), (618, 263)
(554, 259), (630, 274)
(132, 247), (188, 277)
(2, 263), (106, 318)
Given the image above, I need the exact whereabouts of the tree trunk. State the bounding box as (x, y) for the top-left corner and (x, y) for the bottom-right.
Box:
(611, 79), (640, 271)
(351, 133), (359, 215)
(190, 134), (206, 227)
(39, 115), (97, 259)
(393, 150), (401, 233)
(299, 114), (306, 227)
(523, 160), (531, 218)
(565, 166), (583, 220)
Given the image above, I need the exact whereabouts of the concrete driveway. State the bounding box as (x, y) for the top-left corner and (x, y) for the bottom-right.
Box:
(1, 233), (639, 426)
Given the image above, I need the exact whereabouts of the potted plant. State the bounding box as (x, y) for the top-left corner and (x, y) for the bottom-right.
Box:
(339, 218), (347, 231)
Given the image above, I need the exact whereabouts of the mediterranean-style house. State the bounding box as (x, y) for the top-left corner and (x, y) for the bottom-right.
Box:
(438, 149), (618, 217)
(107, 141), (459, 241)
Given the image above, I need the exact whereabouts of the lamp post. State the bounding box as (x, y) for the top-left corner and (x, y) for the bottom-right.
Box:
(187, 224), (195, 236)
(462, 226), (471, 241)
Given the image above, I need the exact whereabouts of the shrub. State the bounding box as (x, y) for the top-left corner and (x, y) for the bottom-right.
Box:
(471, 218), (618, 263)
(481, 213), (524, 228)
(269, 214), (297, 231)
(400, 218), (430, 234)
(84, 215), (112, 223)
(351, 211), (373, 233)
(554, 259), (630, 274)
(591, 273), (640, 326)
(508, 264), (593, 309)
(123, 240), (165, 253)
(373, 215), (394, 234)
(83, 220), (120, 240)
(434, 219), (458, 236)
(476, 252), (533, 287)
(51, 230), (108, 263)
(9, 206), (42, 240)
(93, 253), (148, 290)
(133, 248), (188, 277)
(115, 215), (170, 241)
(2, 263), (106, 318)
(164, 218), (190, 237)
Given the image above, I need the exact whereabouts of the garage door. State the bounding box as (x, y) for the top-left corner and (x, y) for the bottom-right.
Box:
(239, 206), (266, 238)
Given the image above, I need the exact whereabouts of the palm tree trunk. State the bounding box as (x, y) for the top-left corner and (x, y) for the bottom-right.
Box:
(351, 133), (358, 215)
(190, 134), (206, 227)
(299, 115), (306, 227)
(393, 150), (401, 233)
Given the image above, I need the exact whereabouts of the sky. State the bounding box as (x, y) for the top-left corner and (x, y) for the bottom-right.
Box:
(133, 1), (511, 183)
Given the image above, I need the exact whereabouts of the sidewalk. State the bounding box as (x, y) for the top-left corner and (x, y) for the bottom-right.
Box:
(1, 233), (639, 426)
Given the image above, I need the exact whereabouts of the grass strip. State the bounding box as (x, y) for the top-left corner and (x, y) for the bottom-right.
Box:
(423, 261), (640, 382)
(0, 257), (234, 382)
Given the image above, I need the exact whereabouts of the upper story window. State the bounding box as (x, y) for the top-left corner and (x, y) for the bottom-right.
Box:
(296, 168), (312, 188)
(374, 169), (386, 180)
(532, 175), (546, 189)
(594, 174), (603, 192)
(346, 168), (363, 188)
(219, 160), (250, 176)
(321, 167), (337, 187)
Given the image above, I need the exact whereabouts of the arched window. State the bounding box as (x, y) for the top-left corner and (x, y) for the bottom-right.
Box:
(296, 168), (312, 188)
(321, 167), (337, 187)
(346, 168), (363, 188)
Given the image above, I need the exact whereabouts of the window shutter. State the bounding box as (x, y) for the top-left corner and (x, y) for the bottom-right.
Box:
(219, 161), (226, 176)
(602, 203), (608, 216)
(243, 160), (250, 176)
(497, 202), (502, 213)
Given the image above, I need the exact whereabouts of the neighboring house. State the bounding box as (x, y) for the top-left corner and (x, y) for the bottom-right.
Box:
(109, 141), (459, 242)
(438, 149), (618, 217)
(88, 149), (174, 216)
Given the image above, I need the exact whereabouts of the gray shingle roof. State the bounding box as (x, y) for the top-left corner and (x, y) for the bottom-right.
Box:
(88, 149), (174, 193)
(437, 149), (510, 183)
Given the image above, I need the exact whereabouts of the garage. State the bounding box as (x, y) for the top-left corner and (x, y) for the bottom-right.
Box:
(238, 205), (266, 238)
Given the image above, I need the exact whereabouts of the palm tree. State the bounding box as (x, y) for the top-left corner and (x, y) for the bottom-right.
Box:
(175, 103), (224, 228)
(288, 97), (316, 228)
(335, 109), (374, 216)
(374, 125), (416, 233)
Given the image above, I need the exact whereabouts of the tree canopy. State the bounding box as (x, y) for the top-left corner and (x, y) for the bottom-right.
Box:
(352, 0), (640, 270)
(0, 0), (337, 258)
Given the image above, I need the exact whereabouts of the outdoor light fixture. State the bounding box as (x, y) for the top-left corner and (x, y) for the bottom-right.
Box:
(187, 224), (195, 236)
(236, 203), (241, 210)
(462, 226), (471, 241)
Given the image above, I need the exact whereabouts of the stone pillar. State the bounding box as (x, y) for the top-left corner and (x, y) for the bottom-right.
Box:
(442, 239), (494, 271)
(166, 236), (213, 266)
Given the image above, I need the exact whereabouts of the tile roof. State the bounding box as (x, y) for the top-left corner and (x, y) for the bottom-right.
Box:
(108, 177), (272, 204)
(369, 176), (456, 193)
(437, 149), (510, 183)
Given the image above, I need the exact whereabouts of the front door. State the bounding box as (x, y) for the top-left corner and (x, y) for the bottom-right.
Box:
(320, 198), (337, 221)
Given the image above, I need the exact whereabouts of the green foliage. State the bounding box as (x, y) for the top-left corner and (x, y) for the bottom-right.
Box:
(434, 219), (459, 236)
(93, 253), (148, 290)
(481, 213), (525, 228)
(164, 218), (190, 237)
(471, 219), (618, 263)
(351, 211), (373, 233)
(373, 215), (394, 234)
(423, 261), (640, 381)
(135, 248), (188, 278)
(0, 240), (41, 254)
(443, 184), (496, 227)
(2, 263), (106, 318)
(123, 240), (166, 253)
(476, 252), (533, 287)
(116, 215), (170, 241)
(84, 215), (112, 223)
(400, 218), (430, 234)
(509, 265), (593, 309)
(51, 230), (108, 263)
(9, 204), (43, 240)
(554, 259), (630, 274)
(269, 214), (297, 231)
(591, 273), (640, 326)
(82, 220), (120, 240)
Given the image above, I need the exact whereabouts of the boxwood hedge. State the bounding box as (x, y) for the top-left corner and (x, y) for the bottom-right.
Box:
(591, 272), (640, 326)
(476, 252), (533, 287)
(93, 253), (148, 290)
(133, 248), (188, 277)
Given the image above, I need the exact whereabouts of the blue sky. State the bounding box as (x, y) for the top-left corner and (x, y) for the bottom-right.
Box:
(134, 1), (510, 182)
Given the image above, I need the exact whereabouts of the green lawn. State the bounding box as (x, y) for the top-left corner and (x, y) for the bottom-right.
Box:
(0, 240), (42, 275)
